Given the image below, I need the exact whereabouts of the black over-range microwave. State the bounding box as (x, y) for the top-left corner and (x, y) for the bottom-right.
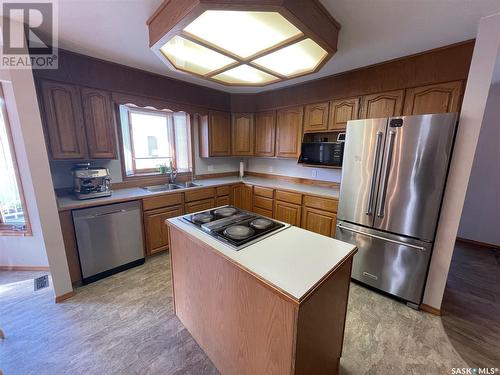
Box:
(298, 141), (344, 167)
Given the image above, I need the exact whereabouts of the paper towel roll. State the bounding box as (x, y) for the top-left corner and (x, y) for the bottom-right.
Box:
(239, 161), (244, 178)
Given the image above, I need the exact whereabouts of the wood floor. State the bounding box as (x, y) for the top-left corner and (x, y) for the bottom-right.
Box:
(441, 240), (500, 369)
(1, 244), (490, 375)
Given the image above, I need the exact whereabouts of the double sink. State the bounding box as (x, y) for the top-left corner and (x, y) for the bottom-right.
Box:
(141, 181), (202, 193)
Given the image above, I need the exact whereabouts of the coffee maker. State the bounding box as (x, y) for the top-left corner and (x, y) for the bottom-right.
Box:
(72, 163), (112, 200)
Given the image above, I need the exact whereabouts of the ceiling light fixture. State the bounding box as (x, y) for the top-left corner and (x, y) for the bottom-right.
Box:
(147, 1), (340, 87)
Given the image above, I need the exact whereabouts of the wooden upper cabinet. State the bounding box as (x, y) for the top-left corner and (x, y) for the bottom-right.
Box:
(254, 111), (276, 157)
(40, 80), (88, 159)
(303, 102), (329, 132)
(359, 90), (404, 119)
(231, 113), (254, 156)
(328, 97), (360, 131)
(276, 106), (304, 158)
(199, 110), (231, 157)
(403, 81), (463, 115)
(81, 87), (117, 159)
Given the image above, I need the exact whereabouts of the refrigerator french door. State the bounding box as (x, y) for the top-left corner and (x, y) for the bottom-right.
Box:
(336, 113), (458, 306)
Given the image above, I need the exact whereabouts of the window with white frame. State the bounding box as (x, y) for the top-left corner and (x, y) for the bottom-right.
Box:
(0, 85), (30, 234)
(119, 105), (192, 177)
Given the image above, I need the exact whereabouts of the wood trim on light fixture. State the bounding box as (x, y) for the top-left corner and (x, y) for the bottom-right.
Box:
(148, 0), (340, 87)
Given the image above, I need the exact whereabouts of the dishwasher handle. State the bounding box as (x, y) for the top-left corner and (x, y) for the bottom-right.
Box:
(93, 209), (127, 218)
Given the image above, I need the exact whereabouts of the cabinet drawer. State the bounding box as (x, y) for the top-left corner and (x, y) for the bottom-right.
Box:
(216, 195), (231, 207)
(216, 185), (230, 196)
(303, 195), (338, 213)
(253, 195), (273, 211)
(275, 190), (302, 205)
(253, 206), (273, 219)
(143, 193), (184, 211)
(185, 198), (215, 213)
(185, 187), (216, 202)
(253, 186), (274, 198)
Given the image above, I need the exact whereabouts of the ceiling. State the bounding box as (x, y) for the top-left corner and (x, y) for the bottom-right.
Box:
(49, 0), (500, 93)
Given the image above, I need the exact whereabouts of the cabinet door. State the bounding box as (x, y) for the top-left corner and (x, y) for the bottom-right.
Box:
(304, 102), (329, 132)
(144, 205), (183, 256)
(328, 98), (360, 131)
(216, 195), (231, 207)
(301, 207), (337, 237)
(81, 87), (117, 159)
(276, 106), (304, 158)
(233, 184), (253, 211)
(359, 90), (404, 119)
(254, 111), (276, 157)
(231, 113), (255, 156)
(403, 81), (463, 115)
(185, 198), (215, 214)
(40, 80), (88, 159)
(274, 201), (301, 226)
(209, 110), (231, 156)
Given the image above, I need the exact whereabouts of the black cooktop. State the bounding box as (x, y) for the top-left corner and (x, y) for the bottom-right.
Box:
(182, 206), (287, 250)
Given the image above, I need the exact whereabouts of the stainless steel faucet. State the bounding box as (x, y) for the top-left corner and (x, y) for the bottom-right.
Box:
(168, 161), (177, 184)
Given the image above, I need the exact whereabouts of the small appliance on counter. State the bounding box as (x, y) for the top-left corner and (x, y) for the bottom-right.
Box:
(181, 206), (289, 250)
(72, 163), (112, 200)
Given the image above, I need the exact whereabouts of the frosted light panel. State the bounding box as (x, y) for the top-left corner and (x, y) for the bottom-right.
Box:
(253, 39), (328, 77)
(160, 35), (236, 75)
(183, 11), (303, 59)
(212, 65), (278, 85)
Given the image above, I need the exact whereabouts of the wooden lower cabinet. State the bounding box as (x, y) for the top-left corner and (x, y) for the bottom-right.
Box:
(185, 198), (215, 213)
(216, 195), (231, 206)
(301, 207), (337, 238)
(274, 200), (302, 227)
(59, 210), (82, 284)
(233, 184), (253, 211)
(143, 205), (183, 256)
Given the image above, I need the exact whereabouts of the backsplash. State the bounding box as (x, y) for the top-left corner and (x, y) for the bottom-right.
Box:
(246, 158), (342, 183)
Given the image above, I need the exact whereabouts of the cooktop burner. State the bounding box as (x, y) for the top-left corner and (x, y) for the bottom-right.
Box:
(181, 205), (289, 250)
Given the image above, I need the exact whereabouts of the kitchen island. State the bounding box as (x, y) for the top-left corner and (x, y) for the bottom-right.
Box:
(166, 216), (357, 375)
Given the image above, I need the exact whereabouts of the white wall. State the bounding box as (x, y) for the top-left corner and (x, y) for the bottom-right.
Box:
(457, 63), (500, 246)
(0, 78), (49, 268)
(423, 13), (500, 310)
(247, 158), (342, 183)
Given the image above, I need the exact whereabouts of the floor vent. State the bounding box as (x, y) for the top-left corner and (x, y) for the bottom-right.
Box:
(34, 275), (49, 291)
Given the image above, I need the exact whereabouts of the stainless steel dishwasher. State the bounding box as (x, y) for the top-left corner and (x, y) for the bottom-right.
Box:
(72, 201), (145, 284)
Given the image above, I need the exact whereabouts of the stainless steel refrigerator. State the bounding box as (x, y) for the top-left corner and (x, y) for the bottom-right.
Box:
(335, 113), (458, 308)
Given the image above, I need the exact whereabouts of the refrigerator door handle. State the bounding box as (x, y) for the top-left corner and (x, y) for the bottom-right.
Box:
(337, 223), (426, 251)
(366, 131), (384, 215)
(377, 130), (396, 218)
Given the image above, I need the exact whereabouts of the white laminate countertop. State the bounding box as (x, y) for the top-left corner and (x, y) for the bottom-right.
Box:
(167, 217), (356, 302)
(57, 176), (340, 211)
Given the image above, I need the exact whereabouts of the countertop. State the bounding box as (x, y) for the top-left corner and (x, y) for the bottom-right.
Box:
(167, 217), (356, 302)
(57, 176), (340, 211)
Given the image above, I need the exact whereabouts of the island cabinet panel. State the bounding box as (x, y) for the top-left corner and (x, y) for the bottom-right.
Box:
(199, 111), (231, 157)
(143, 205), (183, 255)
(403, 80), (463, 115)
(233, 184), (253, 211)
(328, 98), (360, 131)
(231, 113), (255, 156)
(303, 102), (329, 132)
(254, 111), (276, 157)
(276, 106), (304, 158)
(81, 87), (117, 159)
(40, 80), (88, 159)
(168, 226), (297, 375)
(359, 90), (404, 119)
(185, 198), (215, 213)
(301, 207), (337, 238)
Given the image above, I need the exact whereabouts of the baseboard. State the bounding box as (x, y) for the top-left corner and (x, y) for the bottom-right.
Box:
(456, 237), (500, 250)
(0, 265), (50, 271)
(420, 303), (441, 316)
(55, 290), (75, 303)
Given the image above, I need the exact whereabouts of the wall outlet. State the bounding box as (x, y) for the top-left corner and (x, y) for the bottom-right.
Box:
(207, 165), (214, 172)
(311, 169), (318, 178)
(269, 166), (274, 172)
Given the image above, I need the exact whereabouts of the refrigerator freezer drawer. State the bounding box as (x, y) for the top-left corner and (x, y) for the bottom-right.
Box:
(336, 221), (432, 305)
